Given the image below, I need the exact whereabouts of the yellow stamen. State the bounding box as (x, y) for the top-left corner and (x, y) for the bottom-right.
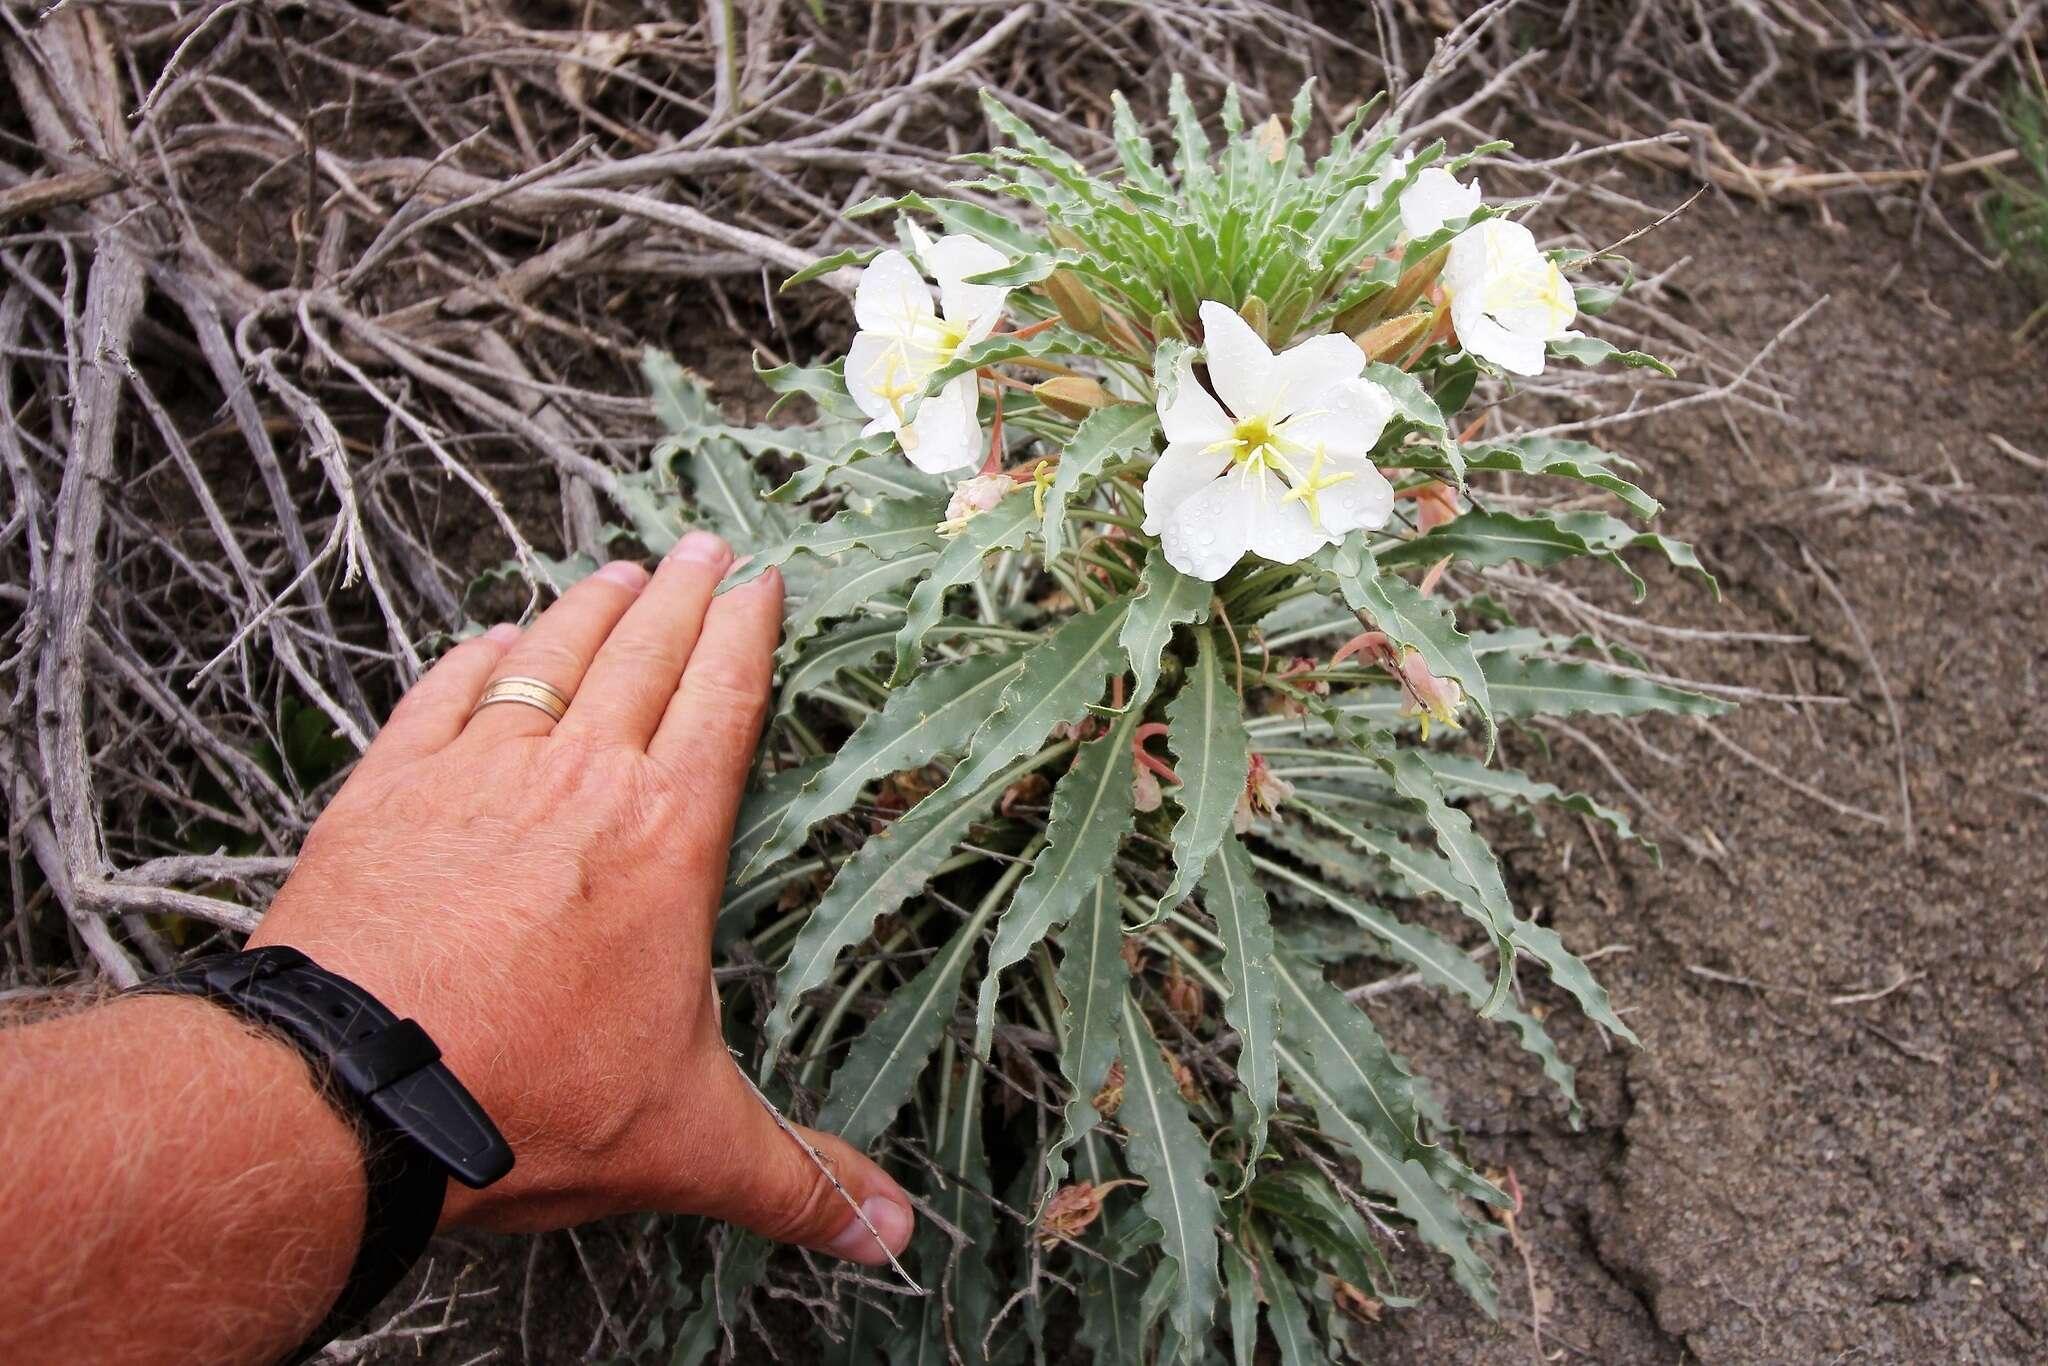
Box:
(1278, 443), (1358, 529)
(871, 349), (921, 425)
(1030, 460), (1056, 516)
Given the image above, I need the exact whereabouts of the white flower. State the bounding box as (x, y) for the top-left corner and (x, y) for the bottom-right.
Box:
(1141, 301), (1397, 582)
(939, 473), (1012, 534)
(846, 231), (1010, 473)
(1399, 167), (1482, 239)
(1442, 217), (1579, 377)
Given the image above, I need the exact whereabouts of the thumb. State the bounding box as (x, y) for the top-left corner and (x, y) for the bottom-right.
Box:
(711, 1066), (917, 1266)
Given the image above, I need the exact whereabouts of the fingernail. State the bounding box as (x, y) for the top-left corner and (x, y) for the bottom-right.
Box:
(823, 1195), (913, 1264)
(484, 623), (520, 644)
(594, 560), (650, 590)
(669, 530), (731, 566)
(730, 563), (780, 594)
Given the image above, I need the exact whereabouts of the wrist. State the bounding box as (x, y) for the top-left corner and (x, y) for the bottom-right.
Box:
(0, 994), (365, 1365)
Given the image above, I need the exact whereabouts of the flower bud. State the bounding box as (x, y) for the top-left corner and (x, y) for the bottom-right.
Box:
(1043, 268), (1103, 336)
(1164, 961), (1206, 1028)
(1381, 243), (1451, 319)
(1238, 294), (1270, 343)
(940, 473), (1013, 534)
(1352, 311), (1433, 365)
(1034, 374), (1116, 420)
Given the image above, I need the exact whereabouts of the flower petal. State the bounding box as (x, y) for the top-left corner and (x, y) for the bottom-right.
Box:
(1399, 168), (1481, 238)
(1157, 357), (1233, 448)
(901, 373), (983, 473)
(854, 249), (936, 337)
(1489, 259), (1578, 339)
(1140, 440), (1232, 535)
(925, 234), (1010, 333)
(846, 330), (915, 429)
(1455, 305), (1548, 376)
(1198, 300), (1278, 419)
(1245, 469), (1333, 565)
(1311, 455), (1396, 536)
(1267, 333), (1366, 418)
(1161, 464), (1256, 581)
(1277, 377), (1395, 463)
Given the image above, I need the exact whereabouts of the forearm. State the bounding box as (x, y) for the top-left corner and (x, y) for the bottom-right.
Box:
(0, 995), (365, 1366)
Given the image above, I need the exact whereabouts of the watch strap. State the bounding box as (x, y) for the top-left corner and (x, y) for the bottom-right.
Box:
(138, 946), (512, 1363)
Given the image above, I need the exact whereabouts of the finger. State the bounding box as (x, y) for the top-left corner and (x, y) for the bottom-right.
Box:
(647, 568), (782, 796)
(710, 1069), (915, 1265)
(554, 532), (733, 749)
(463, 561), (650, 741)
(355, 624), (521, 777)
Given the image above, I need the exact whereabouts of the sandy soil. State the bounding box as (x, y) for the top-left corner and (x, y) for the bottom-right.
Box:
(1340, 190), (2048, 1365)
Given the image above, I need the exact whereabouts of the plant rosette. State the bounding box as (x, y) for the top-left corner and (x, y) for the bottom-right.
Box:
(642, 76), (1722, 1366)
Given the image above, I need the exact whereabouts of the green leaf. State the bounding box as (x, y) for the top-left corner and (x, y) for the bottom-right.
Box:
(781, 548), (936, 659)
(1118, 1000), (1223, 1357)
(901, 1053), (997, 1366)
(1202, 834), (1278, 1177)
(1420, 749), (1651, 857)
(780, 246), (879, 291)
(932, 602), (1134, 799)
(762, 747), (1054, 1065)
(1287, 792), (1637, 1048)
(728, 759), (829, 880)
(743, 650), (1025, 879)
(1047, 876), (1132, 1195)
(1255, 841), (1583, 1126)
(1363, 360), (1462, 481)
(976, 707), (1142, 1054)
(1547, 333), (1676, 375)
(1453, 437), (1661, 518)
(1480, 654), (1731, 720)
(1119, 545), (1212, 706)
(727, 497), (945, 591)
(816, 901), (995, 1149)
(1076, 1194), (1149, 1365)
(1324, 536), (1495, 755)
(1276, 1036), (1500, 1315)
(643, 350), (788, 553)
(888, 495), (1039, 684)
(1246, 1166), (1402, 1303)
(1380, 508), (1715, 600)
(1273, 953), (1503, 1208)
(1155, 629), (1252, 918)
(1224, 1243), (1259, 1366)
(1250, 1240), (1319, 1366)
(756, 355), (863, 421)
(1042, 403), (1160, 560)
(774, 617), (897, 719)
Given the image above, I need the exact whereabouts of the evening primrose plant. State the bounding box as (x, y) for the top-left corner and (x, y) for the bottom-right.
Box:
(642, 80), (1721, 1365)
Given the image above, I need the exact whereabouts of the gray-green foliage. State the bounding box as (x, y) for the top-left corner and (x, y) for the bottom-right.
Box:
(639, 78), (1723, 1365)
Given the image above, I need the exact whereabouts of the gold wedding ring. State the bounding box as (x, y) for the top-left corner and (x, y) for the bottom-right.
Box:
(473, 674), (570, 724)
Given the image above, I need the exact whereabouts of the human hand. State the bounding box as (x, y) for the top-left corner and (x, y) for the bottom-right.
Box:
(247, 535), (914, 1265)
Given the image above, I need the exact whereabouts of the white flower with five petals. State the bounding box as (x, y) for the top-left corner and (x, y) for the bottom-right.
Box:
(1142, 302), (1397, 582)
(1442, 217), (1579, 377)
(846, 232), (1010, 473)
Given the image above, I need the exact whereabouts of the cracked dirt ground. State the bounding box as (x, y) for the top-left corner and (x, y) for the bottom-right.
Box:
(1344, 191), (2048, 1364)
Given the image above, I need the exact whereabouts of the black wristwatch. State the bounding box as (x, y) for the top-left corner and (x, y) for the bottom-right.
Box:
(138, 945), (514, 1364)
